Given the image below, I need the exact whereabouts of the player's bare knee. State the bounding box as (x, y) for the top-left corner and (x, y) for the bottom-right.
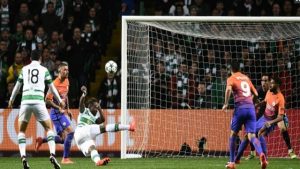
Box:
(18, 121), (28, 132)
(43, 126), (51, 132)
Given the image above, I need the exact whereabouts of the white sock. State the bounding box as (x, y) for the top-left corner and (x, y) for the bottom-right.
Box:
(47, 130), (55, 155)
(105, 124), (129, 132)
(91, 149), (100, 163)
(18, 132), (26, 157)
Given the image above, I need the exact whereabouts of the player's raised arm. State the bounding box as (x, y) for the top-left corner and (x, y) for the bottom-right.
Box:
(95, 103), (105, 124)
(8, 81), (22, 108)
(8, 72), (23, 108)
(79, 86), (87, 113)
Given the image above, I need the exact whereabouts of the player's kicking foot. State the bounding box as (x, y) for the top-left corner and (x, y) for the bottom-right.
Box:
(129, 120), (136, 132)
(61, 158), (74, 164)
(259, 153), (268, 169)
(21, 156), (30, 169)
(35, 137), (43, 152)
(96, 157), (111, 166)
(50, 154), (61, 169)
(225, 162), (236, 169)
(288, 149), (298, 159)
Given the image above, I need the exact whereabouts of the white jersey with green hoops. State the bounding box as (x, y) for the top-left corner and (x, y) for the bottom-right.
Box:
(17, 61), (52, 105)
(77, 108), (100, 127)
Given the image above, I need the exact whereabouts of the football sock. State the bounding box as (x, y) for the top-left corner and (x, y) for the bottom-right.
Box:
(63, 132), (74, 158)
(91, 150), (100, 163)
(259, 136), (267, 159)
(235, 139), (249, 161)
(47, 130), (56, 155)
(281, 130), (292, 150)
(55, 136), (64, 144)
(250, 137), (263, 155)
(105, 124), (130, 132)
(43, 135), (64, 144)
(18, 132), (26, 157)
(250, 142), (255, 151)
(229, 136), (237, 162)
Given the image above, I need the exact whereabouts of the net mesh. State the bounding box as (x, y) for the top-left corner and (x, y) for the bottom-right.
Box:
(125, 20), (300, 157)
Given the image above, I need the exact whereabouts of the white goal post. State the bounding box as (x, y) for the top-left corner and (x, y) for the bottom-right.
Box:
(121, 16), (300, 159)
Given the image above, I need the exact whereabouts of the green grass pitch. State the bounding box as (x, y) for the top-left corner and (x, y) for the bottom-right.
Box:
(0, 157), (299, 169)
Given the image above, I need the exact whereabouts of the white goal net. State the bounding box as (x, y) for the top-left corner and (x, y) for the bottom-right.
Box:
(121, 17), (300, 158)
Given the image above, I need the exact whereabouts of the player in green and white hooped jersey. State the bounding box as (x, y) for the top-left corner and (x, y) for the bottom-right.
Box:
(8, 50), (65, 169)
(74, 86), (135, 166)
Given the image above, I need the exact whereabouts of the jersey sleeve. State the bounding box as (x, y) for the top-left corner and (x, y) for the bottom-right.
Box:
(46, 90), (54, 101)
(278, 94), (285, 115)
(17, 71), (23, 84)
(226, 77), (233, 87)
(45, 70), (52, 84)
(264, 91), (270, 102)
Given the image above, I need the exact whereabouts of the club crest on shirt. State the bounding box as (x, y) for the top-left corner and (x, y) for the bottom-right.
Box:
(272, 102), (276, 106)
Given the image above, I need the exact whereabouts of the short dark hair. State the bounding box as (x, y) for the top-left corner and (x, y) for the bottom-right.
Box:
(31, 50), (41, 61)
(47, 1), (54, 7)
(87, 97), (98, 107)
(261, 74), (270, 79)
(58, 61), (68, 71)
(231, 60), (240, 72)
(271, 76), (282, 86)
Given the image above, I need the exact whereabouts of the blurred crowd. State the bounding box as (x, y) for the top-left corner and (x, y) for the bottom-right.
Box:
(1, 0), (300, 109)
(0, 0), (121, 108)
(149, 36), (300, 109)
(153, 0), (300, 16)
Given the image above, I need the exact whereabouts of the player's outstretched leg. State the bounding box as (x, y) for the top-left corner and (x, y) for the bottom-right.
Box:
(225, 132), (237, 169)
(61, 132), (75, 164)
(251, 138), (268, 169)
(102, 120), (136, 133)
(50, 154), (61, 169)
(46, 130), (61, 169)
(234, 138), (250, 164)
(21, 156), (30, 169)
(88, 145), (111, 166)
(281, 130), (298, 159)
(249, 135), (268, 169)
(258, 136), (267, 160)
(279, 117), (298, 159)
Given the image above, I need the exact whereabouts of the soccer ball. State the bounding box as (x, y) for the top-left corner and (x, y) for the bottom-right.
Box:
(105, 60), (118, 73)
